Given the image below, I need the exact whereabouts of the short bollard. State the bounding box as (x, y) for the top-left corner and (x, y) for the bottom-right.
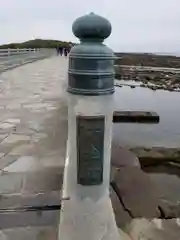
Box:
(59, 13), (120, 240)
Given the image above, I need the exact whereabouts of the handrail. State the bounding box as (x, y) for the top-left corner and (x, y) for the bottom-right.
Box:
(0, 48), (40, 56)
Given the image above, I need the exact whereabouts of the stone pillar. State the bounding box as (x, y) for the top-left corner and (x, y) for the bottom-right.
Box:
(58, 12), (120, 240)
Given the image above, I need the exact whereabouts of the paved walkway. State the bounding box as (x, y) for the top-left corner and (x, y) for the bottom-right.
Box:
(0, 56), (68, 175)
(0, 56), (68, 238)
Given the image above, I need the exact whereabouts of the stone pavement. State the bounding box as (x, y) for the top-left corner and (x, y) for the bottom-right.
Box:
(0, 56), (68, 238)
(0, 56), (68, 178)
(0, 50), (54, 73)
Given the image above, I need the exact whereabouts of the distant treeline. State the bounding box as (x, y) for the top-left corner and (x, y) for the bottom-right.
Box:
(0, 39), (75, 49)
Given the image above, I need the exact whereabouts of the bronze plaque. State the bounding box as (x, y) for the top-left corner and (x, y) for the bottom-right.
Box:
(77, 115), (105, 185)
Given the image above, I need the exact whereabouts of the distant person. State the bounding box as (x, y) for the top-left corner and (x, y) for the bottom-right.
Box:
(59, 46), (63, 56)
(64, 47), (68, 57)
(68, 44), (73, 53)
(56, 46), (59, 56)
(67, 46), (71, 54)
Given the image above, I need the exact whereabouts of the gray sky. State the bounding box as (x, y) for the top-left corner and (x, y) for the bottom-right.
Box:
(1, 0), (180, 52)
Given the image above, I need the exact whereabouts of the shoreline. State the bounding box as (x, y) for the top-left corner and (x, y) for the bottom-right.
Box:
(123, 146), (180, 167)
(115, 65), (180, 92)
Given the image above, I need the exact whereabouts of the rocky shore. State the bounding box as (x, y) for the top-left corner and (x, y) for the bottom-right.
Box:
(127, 146), (180, 167)
(111, 145), (180, 217)
(115, 66), (180, 92)
(110, 145), (180, 238)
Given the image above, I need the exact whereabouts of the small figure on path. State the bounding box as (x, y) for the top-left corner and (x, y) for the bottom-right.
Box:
(59, 46), (63, 56)
(56, 45), (64, 56)
(67, 45), (71, 54)
(56, 46), (59, 56)
(64, 47), (68, 57)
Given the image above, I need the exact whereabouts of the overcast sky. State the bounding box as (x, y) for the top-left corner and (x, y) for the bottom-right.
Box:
(1, 0), (180, 52)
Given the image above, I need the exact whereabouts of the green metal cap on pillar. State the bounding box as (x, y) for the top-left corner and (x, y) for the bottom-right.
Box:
(68, 12), (115, 95)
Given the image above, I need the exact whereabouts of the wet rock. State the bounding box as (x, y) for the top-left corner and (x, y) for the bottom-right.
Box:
(145, 76), (151, 81)
(146, 166), (180, 205)
(171, 77), (180, 85)
(167, 87), (174, 91)
(148, 85), (157, 91)
(129, 147), (180, 166)
(141, 79), (148, 84)
(113, 167), (160, 218)
(125, 219), (180, 240)
(110, 186), (132, 229)
(111, 144), (141, 168)
(115, 65), (180, 91)
(159, 200), (180, 218)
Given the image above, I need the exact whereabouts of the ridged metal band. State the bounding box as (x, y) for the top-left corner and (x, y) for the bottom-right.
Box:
(68, 72), (115, 96)
(68, 58), (115, 95)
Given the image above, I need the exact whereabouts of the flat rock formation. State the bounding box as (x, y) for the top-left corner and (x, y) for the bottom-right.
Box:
(113, 111), (160, 123)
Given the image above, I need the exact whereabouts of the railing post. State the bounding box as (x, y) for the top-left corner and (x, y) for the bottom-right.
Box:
(58, 13), (120, 240)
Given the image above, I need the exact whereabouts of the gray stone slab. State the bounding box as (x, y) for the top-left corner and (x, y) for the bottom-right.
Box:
(23, 103), (52, 110)
(4, 119), (21, 124)
(26, 120), (43, 132)
(0, 232), (6, 239)
(0, 172), (24, 194)
(0, 155), (18, 170)
(6, 104), (21, 110)
(0, 210), (59, 230)
(0, 57), (68, 198)
(158, 199), (180, 218)
(22, 167), (64, 194)
(38, 154), (65, 168)
(114, 167), (160, 218)
(2, 226), (58, 240)
(0, 123), (15, 130)
(31, 133), (48, 144)
(9, 144), (35, 156)
(0, 134), (8, 142)
(146, 165), (180, 205)
(12, 126), (35, 136)
(0, 153), (6, 158)
(0, 191), (61, 209)
(2, 134), (30, 144)
(3, 156), (40, 172)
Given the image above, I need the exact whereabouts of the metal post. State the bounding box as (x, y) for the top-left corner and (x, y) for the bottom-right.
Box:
(59, 12), (120, 240)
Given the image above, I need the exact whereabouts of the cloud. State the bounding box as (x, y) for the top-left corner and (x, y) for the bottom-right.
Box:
(0, 0), (180, 52)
